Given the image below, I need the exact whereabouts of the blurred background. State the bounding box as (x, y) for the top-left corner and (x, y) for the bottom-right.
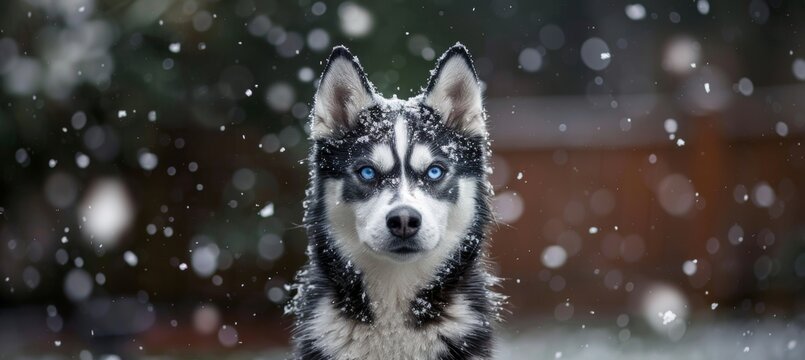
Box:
(1, 0), (805, 359)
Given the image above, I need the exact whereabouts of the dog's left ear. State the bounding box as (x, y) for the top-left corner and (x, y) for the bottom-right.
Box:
(424, 44), (485, 136)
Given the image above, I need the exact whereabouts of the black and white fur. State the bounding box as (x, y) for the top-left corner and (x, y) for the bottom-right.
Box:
(287, 44), (503, 360)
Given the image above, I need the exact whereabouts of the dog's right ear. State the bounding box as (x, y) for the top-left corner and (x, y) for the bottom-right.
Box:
(311, 46), (375, 140)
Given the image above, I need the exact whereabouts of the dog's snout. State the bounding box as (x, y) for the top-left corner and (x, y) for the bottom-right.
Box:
(386, 206), (421, 239)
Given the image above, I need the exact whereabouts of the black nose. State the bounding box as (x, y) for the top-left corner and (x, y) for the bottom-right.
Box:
(386, 206), (422, 239)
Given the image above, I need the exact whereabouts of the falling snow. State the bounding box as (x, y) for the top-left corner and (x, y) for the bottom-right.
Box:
(258, 203), (275, 218)
(0, 1), (803, 359)
(659, 310), (677, 325)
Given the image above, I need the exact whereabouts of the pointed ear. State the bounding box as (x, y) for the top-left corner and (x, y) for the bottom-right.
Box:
(424, 44), (485, 136)
(311, 46), (375, 140)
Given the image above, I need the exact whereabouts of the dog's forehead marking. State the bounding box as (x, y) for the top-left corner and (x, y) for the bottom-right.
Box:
(393, 115), (408, 159)
(409, 144), (433, 172)
(371, 144), (395, 173)
(393, 115), (410, 194)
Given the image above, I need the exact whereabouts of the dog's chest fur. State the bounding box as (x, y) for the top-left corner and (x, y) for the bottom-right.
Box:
(307, 288), (481, 360)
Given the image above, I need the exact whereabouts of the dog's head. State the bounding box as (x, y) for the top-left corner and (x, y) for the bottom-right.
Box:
(309, 44), (489, 265)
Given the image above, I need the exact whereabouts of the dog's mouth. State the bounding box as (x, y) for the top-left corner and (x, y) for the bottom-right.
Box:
(387, 244), (421, 254)
(378, 241), (425, 261)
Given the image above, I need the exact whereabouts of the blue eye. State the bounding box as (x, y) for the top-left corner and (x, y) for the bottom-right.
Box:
(426, 165), (444, 180)
(359, 166), (376, 181)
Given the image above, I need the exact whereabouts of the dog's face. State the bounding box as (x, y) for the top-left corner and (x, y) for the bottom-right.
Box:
(310, 45), (487, 264)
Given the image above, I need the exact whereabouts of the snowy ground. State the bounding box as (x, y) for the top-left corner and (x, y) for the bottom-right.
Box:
(497, 320), (804, 360)
(3, 319), (803, 359)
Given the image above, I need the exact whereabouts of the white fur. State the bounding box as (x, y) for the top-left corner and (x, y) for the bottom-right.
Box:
(425, 56), (485, 136)
(371, 144), (395, 173)
(311, 57), (374, 140)
(308, 293), (483, 360)
(410, 144), (434, 172)
(394, 115), (409, 174)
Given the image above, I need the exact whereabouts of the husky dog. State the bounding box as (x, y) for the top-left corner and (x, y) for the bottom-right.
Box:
(288, 43), (503, 360)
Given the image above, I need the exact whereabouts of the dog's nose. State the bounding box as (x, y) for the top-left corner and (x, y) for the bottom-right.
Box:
(386, 206), (422, 239)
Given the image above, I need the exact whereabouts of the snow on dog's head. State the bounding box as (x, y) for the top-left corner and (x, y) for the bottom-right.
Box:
(310, 44), (489, 267)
